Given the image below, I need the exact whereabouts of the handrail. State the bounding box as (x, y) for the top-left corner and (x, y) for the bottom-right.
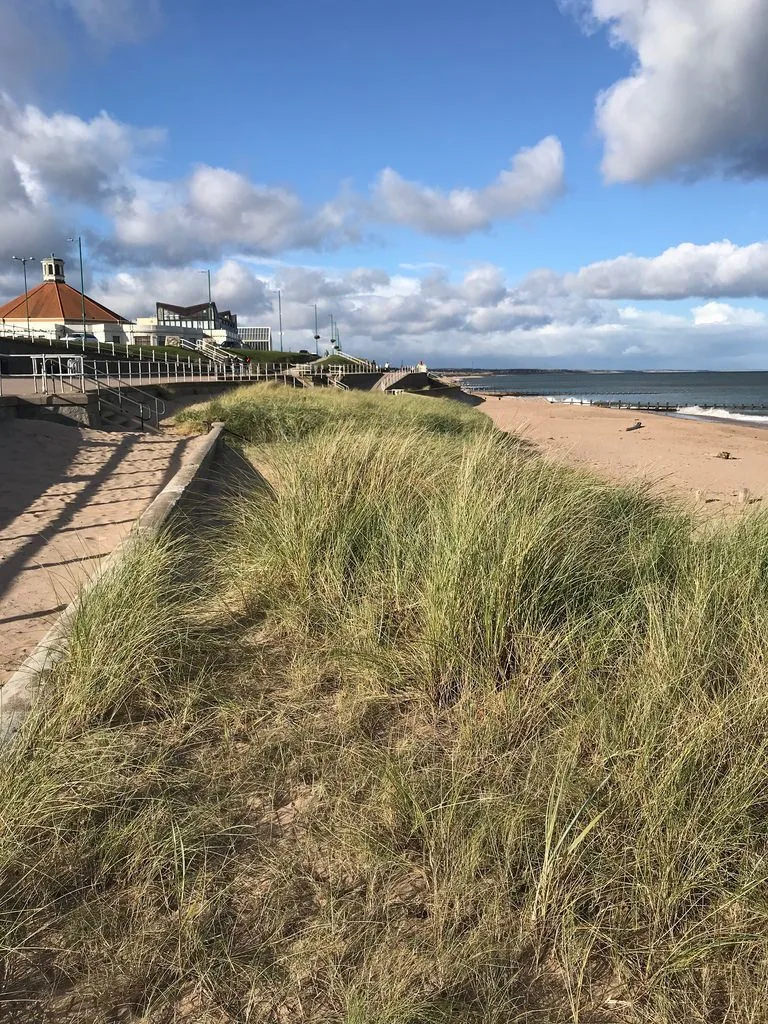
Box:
(92, 381), (152, 426)
(83, 361), (165, 424)
(63, 360), (154, 429)
(376, 368), (412, 391)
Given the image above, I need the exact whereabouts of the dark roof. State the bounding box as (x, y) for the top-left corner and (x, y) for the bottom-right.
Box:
(157, 301), (213, 317)
(158, 301), (235, 319)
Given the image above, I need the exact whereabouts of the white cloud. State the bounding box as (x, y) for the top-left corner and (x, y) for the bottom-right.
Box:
(692, 301), (766, 326)
(91, 260), (272, 320)
(0, 93), (163, 267)
(565, 240), (768, 299)
(7, 253), (764, 369)
(110, 166), (359, 263)
(0, 94), (163, 207)
(371, 137), (565, 235)
(561, 0), (768, 182)
(111, 140), (565, 263)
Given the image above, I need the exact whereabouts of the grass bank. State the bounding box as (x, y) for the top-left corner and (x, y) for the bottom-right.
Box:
(3, 387), (768, 1022)
(174, 382), (492, 443)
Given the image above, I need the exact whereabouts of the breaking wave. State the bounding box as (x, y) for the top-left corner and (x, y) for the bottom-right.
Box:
(676, 406), (768, 425)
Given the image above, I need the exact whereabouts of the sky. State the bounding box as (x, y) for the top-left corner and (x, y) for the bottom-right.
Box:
(3, 0), (768, 368)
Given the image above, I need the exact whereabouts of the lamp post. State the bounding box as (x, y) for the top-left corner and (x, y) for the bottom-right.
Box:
(11, 257), (35, 342)
(67, 236), (87, 345)
(313, 304), (320, 356)
(277, 289), (284, 352)
(199, 269), (213, 334)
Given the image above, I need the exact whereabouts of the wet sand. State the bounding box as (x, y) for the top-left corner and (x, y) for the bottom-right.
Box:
(481, 396), (768, 511)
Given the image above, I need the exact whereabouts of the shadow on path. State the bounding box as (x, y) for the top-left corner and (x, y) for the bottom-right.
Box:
(0, 434), (141, 606)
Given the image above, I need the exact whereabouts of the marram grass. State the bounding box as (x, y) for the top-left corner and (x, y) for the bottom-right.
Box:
(2, 387), (768, 1022)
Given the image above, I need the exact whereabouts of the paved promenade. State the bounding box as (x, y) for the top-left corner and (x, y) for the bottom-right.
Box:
(0, 420), (192, 682)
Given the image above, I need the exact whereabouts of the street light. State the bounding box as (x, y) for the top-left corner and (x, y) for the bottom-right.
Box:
(67, 236), (87, 345)
(277, 289), (284, 352)
(313, 304), (320, 356)
(11, 257), (36, 342)
(199, 269), (213, 334)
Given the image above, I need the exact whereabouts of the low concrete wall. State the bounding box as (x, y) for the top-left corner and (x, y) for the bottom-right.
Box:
(0, 393), (101, 428)
(0, 422), (225, 745)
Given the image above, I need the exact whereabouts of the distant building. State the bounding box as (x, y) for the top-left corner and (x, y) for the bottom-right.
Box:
(237, 326), (272, 350)
(133, 300), (240, 348)
(0, 256), (133, 345)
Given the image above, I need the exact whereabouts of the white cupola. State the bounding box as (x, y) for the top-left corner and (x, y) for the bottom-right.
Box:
(42, 255), (65, 283)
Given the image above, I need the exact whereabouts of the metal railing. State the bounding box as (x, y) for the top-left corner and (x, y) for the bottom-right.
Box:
(375, 368), (413, 391)
(0, 354), (86, 396)
(82, 362), (166, 427)
(0, 352), (328, 421)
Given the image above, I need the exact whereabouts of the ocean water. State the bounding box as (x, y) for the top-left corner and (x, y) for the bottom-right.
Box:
(461, 371), (768, 424)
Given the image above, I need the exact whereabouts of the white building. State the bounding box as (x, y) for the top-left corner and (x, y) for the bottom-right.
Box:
(0, 256), (135, 346)
(237, 326), (272, 350)
(132, 300), (241, 348)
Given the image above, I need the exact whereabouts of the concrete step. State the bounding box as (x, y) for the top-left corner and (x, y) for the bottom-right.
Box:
(100, 405), (161, 435)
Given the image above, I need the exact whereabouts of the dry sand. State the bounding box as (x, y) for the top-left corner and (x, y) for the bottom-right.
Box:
(482, 396), (768, 511)
(0, 420), (192, 683)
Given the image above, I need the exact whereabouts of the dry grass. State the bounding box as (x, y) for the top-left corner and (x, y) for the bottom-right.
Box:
(2, 387), (768, 1022)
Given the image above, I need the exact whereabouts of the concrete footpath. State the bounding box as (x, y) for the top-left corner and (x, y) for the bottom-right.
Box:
(0, 420), (195, 682)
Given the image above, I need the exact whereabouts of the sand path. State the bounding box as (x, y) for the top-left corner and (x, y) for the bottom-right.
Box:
(482, 396), (768, 511)
(0, 420), (193, 682)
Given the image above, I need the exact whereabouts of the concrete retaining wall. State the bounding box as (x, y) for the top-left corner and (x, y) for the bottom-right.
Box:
(0, 393), (101, 428)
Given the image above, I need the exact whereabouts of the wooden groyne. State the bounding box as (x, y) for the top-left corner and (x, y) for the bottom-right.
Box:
(464, 390), (768, 415)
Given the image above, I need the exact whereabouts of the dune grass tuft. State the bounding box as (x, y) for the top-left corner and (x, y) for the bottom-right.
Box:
(174, 382), (493, 444)
(2, 387), (768, 1022)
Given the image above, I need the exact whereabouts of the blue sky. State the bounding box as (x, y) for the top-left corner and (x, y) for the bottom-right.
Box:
(3, 0), (768, 367)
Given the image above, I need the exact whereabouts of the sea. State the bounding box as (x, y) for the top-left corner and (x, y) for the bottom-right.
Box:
(455, 370), (768, 425)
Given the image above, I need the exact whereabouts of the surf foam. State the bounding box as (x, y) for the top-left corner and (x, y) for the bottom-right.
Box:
(677, 405), (768, 425)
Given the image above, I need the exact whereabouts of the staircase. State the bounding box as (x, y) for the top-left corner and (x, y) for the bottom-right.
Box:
(178, 336), (237, 366)
(99, 400), (160, 433)
(64, 360), (165, 433)
(374, 368), (411, 391)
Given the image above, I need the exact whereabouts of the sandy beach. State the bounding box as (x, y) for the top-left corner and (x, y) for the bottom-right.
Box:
(481, 396), (768, 512)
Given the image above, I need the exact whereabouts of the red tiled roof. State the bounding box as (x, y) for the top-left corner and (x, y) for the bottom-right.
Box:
(0, 281), (129, 323)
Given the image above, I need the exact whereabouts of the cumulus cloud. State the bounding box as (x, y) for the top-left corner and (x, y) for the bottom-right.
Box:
(561, 0), (768, 182)
(0, 93), (562, 269)
(692, 301), (766, 326)
(110, 140), (564, 263)
(6, 252), (763, 369)
(565, 240), (768, 299)
(92, 260), (272, 320)
(372, 137), (565, 235)
(0, 94), (162, 267)
(0, 94), (163, 207)
(110, 166), (359, 264)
